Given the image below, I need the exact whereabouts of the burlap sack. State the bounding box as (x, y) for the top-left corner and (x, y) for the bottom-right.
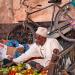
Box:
(6, 46), (16, 56)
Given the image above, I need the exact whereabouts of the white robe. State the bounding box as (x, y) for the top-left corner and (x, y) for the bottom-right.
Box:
(13, 38), (63, 67)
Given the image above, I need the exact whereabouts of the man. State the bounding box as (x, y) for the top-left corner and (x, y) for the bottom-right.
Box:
(13, 27), (63, 69)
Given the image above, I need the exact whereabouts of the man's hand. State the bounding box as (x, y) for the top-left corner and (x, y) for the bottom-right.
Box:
(41, 66), (49, 71)
(51, 49), (60, 63)
(3, 59), (17, 67)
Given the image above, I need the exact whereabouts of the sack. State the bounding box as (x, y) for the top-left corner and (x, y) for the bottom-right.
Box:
(7, 47), (16, 56)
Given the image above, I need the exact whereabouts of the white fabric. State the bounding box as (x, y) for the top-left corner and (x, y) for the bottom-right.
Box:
(0, 43), (8, 60)
(16, 44), (24, 48)
(13, 38), (63, 67)
(36, 27), (48, 37)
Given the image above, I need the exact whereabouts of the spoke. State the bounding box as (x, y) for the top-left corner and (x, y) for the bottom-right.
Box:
(64, 13), (73, 20)
(54, 2), (75, 42)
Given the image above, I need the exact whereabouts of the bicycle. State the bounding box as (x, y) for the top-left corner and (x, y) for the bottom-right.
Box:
(8, 0), (41, 44)
(8, 0), (75, 44)
(21, 0), (75, 42)
(54, 1), (75, 42)
(8, 21), (36, 44)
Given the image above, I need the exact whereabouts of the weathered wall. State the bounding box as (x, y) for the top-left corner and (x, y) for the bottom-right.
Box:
(0, 0), (14, 23)
(0, 0), (69, 23)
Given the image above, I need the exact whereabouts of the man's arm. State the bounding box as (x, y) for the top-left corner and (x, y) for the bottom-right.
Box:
(13, 44), (41, 64)
(52, 39), (63, 52)
(13, 50), (35, 63)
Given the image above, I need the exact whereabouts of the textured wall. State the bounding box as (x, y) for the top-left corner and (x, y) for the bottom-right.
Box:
(0, 0), (69, 23)
(13, 0), (69, 22)
(0, 0), (14, 23)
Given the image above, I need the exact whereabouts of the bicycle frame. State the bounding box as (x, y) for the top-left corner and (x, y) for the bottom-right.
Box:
(26, 3), (62, 33)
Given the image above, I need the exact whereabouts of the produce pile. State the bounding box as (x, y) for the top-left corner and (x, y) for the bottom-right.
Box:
(0, 63), (47, 75)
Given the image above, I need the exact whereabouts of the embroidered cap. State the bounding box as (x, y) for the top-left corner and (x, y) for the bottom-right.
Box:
(36, 27), (48, 37)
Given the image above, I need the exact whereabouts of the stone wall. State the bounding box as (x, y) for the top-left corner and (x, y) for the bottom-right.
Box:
(0, 0), (14, 23)
(0, 0), (69, 23)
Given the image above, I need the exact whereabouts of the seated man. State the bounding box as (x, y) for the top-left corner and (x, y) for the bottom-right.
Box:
(13, 27), (63, 70)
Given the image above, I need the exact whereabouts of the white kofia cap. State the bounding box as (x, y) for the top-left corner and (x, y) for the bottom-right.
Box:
(36, 27), (48, 37)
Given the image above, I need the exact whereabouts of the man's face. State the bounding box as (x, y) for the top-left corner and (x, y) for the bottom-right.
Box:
(35, 34), (46, 45)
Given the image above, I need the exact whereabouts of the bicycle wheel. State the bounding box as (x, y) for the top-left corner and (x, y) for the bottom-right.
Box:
(8, 22), (35, 44)
(22, 21), (35, 44)
(54, 2), (75, 42)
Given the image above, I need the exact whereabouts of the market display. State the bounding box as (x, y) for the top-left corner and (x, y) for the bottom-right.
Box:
(0, 62), (47, 75)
